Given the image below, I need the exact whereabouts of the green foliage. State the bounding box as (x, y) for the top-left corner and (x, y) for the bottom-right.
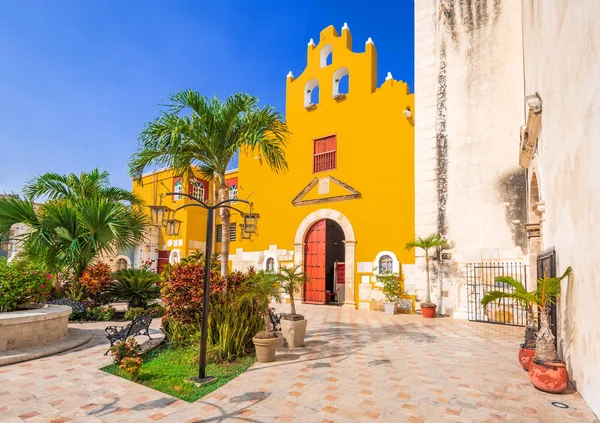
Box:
(111, 269), (161, 308)
(0, 170), (147, 280)
(275, 265), (307, 315)
(109, 338), (140, 365)
(87, 305), (116, 321)
(124, 307), (145, 321)
(405, 233), (447, 306)
(64, 280), (90, 302)
(102, 347), (255, 402)
(235, 270), (282, 334)
(378, 270), (402, 302)
(0, 257), (52, 312)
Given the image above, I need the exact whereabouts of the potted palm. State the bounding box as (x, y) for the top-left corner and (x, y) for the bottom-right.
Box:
(481, 267), (572, 393)
(405, 234), (447, 318)
(378, 270), (402, 315)
(277, 265), (308, 348)
(237, 270), (282, 363)
(481, 276), (538, 371)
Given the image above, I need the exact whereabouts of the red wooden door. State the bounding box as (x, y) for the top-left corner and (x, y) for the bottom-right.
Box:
(304, 220), (326, 304)
(157, 250), (170, 273)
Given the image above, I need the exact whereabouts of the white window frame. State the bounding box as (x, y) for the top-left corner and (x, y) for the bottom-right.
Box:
(192, 181), (205, 201)
(373, 251), (400, 276)
(169, 249), (182, 265)
(262, 253), (279, 273)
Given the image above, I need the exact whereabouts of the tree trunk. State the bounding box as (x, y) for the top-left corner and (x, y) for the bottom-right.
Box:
(524, 305), (537, 349)
(218, 181), (230, 279)
(290, 290), (296, 315)
(263, 312), (272, 334)
(534, 309), (560, 363)
(424, 250), (431, 304)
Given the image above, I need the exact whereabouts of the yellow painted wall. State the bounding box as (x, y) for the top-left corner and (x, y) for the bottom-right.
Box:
(224, 25), (415, 293)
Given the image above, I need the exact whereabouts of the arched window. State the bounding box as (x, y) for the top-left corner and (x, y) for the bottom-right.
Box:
(333, 67), (349, 98)
(374, 251), (400, 275)
(304, 79), (319, 108)
(116, 258), (128, 271)
(379, 255), (393, 273)
(192, 181), (205, 201)
(266, 257), (275, 272)
(169, 249), (181, 265)
(320, 44), (333, 67)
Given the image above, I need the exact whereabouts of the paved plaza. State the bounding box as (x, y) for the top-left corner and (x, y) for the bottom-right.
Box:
(0, 304), (597, 423)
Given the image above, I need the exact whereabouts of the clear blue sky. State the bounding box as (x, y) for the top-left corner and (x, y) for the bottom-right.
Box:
(0, 1), (414, 193)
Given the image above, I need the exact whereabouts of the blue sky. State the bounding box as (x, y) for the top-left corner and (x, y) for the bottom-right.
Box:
(0, 1), (414, 193)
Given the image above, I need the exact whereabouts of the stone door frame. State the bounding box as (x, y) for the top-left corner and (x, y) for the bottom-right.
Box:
(294, 208), (356, 309)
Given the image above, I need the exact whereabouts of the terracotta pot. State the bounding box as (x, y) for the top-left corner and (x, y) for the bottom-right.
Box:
(253, 336), (278, 363)
(281, 318), (308, 348)
(529, 360), (569, 394)
(421, 305), (437, 318)
(518, 344), (535, 371)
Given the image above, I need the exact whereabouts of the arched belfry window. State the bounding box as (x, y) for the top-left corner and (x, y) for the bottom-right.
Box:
(266, 257), (275, 272)
(305, 79), (320, 108)
(320, 44), (332, 67)
(333, 67), (349, 98)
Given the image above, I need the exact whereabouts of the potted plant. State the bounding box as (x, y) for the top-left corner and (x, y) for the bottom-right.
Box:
(276, 265), (309, 348)
(481, 267), (572, 393)
(481, 276), (538, 371)
(378, 270), (402, 315)
(237, 270), (282, 363)
(405, 234), (447, 318)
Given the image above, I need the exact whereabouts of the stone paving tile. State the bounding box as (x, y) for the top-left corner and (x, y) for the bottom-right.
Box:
(0, 306), (598, 422)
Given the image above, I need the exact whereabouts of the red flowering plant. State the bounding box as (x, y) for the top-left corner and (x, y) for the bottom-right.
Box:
(120, 356), (143, 381)
(109, 337), (139, 365)
(160, 260), (226, 324)
(79, 262), (114, 305)
(0, 258), (52, 312)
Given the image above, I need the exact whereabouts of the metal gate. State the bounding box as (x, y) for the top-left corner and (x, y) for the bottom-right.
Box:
(537, 248), (558, 344)
(466, 262), (528, 326)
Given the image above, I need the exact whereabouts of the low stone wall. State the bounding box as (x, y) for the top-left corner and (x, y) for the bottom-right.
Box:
(0, 305), (71, 352)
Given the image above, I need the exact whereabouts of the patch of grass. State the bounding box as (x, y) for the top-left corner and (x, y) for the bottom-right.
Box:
(102, 347), (255, 402)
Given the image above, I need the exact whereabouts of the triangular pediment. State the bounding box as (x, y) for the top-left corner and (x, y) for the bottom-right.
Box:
(292, 176), (361, 207)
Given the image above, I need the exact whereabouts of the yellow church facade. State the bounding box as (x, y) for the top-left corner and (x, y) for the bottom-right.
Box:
(133, 24), (415, 310)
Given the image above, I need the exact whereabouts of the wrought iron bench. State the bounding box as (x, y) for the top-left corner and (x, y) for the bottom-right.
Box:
(269, 307), (285, 332)
(44, 297), (90, 322)
(104, 313), (153, 355)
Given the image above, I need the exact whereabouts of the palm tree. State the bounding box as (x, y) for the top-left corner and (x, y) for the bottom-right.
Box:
(276, 265), (307, 316)
(24, 168), (142, 206)
(0, 172), (148, 285)
(236, 270), (282, 337)
(128, 90), (289, 278)
(111, 269), (161, 308)
(481, 267), (572, 363)
(405, 233), (447, 306)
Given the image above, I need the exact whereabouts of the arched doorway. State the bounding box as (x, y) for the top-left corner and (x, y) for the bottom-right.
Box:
(116, 258), (128, 271)
(304, 219), (345, 305)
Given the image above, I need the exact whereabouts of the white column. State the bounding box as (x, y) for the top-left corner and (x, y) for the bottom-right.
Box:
(342, 240), (356, 309)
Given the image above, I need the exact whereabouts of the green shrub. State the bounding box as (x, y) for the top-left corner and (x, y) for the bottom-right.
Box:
(379, 270), (402, 302)
(87, 305), (116, 321)
(148, 303), (165, 317)
(124, 307), (145, 321)
(111, 269), (161, 309)
(0, 258), (52, 312)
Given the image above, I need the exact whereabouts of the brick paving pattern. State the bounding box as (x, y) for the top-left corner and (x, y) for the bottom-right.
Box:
(0, 304), (597, 422)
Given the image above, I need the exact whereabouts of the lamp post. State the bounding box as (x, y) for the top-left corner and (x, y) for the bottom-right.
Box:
(150, 192), (258, 384)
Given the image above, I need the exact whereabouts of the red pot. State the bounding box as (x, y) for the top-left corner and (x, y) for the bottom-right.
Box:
(421, 305), (437, 318)
(529, 360), (569, 394)
(518, 344), (535, 371)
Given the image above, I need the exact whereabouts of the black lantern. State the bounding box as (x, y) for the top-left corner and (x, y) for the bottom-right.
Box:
(165, 218), (182, 236)
(149, 205), (173, 227)
(242, 212), (260, 235)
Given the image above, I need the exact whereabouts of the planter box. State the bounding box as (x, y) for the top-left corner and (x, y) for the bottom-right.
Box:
(281, 318), (307, 348)
(0, 305), (71, 352)
(383, 302), (397, 315)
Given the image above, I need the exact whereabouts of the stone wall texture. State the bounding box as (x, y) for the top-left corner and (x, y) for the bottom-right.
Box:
(522, 1), (600, 417)
(0, 306), (70, 352)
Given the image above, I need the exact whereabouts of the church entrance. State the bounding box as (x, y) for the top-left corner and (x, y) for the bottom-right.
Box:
(304, 219), (345, 304)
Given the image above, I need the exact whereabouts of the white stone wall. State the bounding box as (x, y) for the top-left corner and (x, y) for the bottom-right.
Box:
(522, 1), (600, 416)
(415, 0), (526, 316)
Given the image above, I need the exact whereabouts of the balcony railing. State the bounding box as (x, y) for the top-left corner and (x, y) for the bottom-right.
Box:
(313, 150), (336, 173)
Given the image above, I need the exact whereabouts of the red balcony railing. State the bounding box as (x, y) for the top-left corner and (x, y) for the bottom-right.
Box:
(313, 150), (336, 173)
